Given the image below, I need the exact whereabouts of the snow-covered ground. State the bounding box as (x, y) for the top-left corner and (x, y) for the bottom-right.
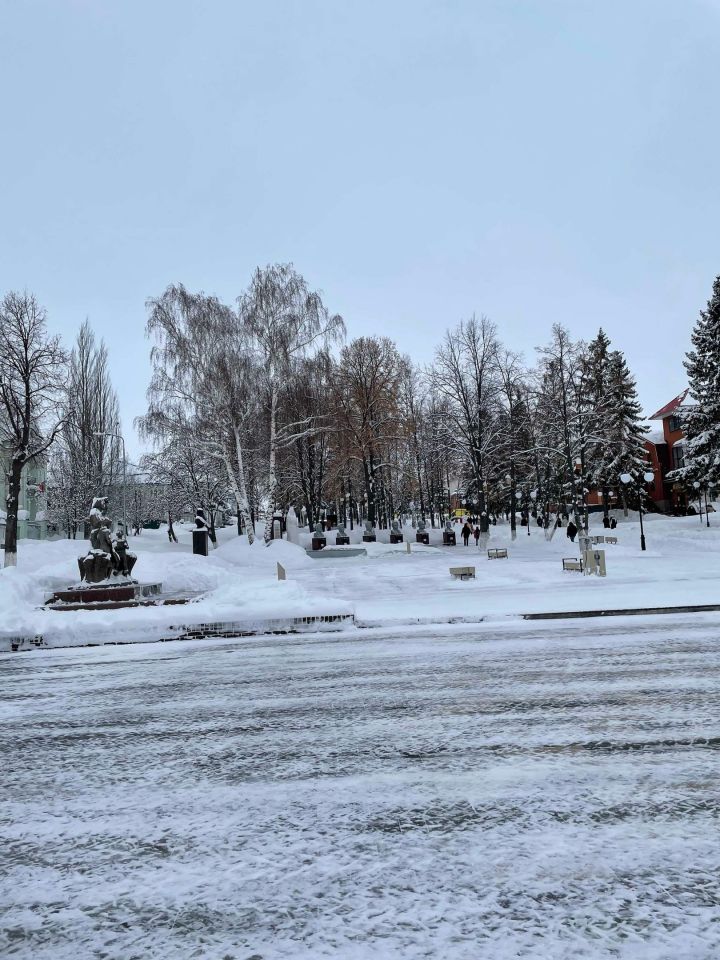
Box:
(2, 511), (720, 648)
(2, 618), (719, 958)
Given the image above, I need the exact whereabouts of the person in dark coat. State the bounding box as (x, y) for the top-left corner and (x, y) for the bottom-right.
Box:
(462, 521), (472, 546)
(473, 525), (480, 545)
(603, 515), (611, 529)
(566, 520), (578, 543)
(610, 517), (617, 530)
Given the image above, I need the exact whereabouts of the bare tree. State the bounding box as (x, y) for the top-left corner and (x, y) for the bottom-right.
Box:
(0, 292), (67, 566)
(332, 336), (405, 526)
(238, 263), (345, 542)
(51, 320), (123, 534)
(431, 316), (500, 515)
(139, 284), (258, 543)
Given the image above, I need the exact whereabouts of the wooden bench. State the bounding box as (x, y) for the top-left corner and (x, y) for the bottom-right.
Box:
(562, 557), (583, 572)
(590, 535), (605, 545)
(487, 548), (508, 559)
(450, 566), (476, 580)
(605, 536), (618, 545)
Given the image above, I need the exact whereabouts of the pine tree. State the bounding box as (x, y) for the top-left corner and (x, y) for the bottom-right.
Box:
(605, 349), (648, 479)
(673, 276), (720, 488)
(583, 330), (647, 518)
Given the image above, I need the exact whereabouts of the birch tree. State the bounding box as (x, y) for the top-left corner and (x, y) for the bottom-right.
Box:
(140, 284), (258, 543)
(238, 263), (345, 542)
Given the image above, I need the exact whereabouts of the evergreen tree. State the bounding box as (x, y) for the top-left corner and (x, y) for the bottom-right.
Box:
(673, 276), (720, 488)
(583, 328), (647, 516)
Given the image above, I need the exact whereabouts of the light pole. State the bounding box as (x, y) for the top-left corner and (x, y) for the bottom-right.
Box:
(692, 481), (705, 526)
(620, 470), (654, 551)
(94, 431), (127, 539)
(529, 489), (537, 536)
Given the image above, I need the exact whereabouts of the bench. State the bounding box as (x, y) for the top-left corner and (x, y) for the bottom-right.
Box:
(590, 535), (605, 545)
(562, 557), (583, 572)
(487, 548), (508, 559)
(450, 566), (476, 580)
(605, 536), (618, 545)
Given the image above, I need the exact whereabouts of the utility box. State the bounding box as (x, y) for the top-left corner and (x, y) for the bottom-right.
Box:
(583, 549), (606, 577)
(192, 528), (209, 556)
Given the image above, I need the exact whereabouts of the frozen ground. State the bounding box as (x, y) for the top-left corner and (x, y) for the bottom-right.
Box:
(2, 511), (720, 648)
(1, 617), (719, 959)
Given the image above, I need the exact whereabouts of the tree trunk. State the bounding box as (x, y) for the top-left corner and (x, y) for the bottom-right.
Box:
(510, 472), (517, 541)
(168, 511), (178, 543)
(264, 387), (278, 544)
(227, 428), (255, 544)
(3, 458), (23, 567)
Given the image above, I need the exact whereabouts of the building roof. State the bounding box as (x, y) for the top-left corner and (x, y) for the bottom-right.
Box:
(649, 388), (689, 420)
(646, 428), (666, 446)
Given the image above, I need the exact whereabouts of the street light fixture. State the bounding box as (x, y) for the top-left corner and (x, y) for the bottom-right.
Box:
(94, 431), (127, 539)
(620, 470), (654, 551)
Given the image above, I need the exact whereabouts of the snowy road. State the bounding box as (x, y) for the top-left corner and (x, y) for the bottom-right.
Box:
(2, 618), (720, 959)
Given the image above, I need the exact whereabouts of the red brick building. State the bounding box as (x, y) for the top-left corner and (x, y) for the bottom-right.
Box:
(645, 389), (689, 512)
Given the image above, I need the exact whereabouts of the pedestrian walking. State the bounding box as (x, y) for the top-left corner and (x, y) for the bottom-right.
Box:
(566, 520), (578, 543)
(473, 525), (480, 546)
(462, 521), (472, 546)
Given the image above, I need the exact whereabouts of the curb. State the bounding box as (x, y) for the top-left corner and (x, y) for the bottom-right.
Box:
(522, 603), (720, 621)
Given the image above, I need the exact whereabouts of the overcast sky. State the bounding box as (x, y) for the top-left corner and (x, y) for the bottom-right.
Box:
(2, 0), (719, 458)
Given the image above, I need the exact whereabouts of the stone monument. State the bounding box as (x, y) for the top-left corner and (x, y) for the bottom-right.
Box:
(415, 519), (430, 545)
(77, 498), (137, 583)
(390, 520), (404, 544)
(311, 522), (326, 551)
(285, 508), (300, 545)
(362, 519), (376, 543)
(442, 520), (456, 546)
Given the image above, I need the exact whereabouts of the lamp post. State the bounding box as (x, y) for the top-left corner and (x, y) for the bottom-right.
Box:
(529, 489), (537, 536)
(620, 470), (654, 551)
(692, 481), (706, 526)
(94, 431), (127, 539)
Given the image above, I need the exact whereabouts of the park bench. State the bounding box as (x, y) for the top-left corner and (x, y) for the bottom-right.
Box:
(487, 548), (508, 559)
(590, 535), (605, 544)
(605, 536), (618, 545)
(450, 566), (476, 580)
(562, 557), (583, 572)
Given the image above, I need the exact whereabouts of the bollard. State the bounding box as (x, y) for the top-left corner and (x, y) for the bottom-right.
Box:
(277, 562), (286, 581)
(406, 541), (411, 554)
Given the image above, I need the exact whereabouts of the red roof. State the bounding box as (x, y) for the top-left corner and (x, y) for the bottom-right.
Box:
(649, 389), (689, 420)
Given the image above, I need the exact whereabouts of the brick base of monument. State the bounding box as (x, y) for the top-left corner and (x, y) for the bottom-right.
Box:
(46, 581), (163, 609)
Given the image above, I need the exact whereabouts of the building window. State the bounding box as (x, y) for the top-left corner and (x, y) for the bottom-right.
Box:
(668, 415), (682, 433)
(672, 445), (685, 469)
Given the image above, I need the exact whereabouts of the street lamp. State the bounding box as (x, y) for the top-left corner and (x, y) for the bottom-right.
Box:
(620, 470), (654, 551)
(94, 431), (127, 539)
(529, 489), (537, 536)
(692, 481), (708, 527)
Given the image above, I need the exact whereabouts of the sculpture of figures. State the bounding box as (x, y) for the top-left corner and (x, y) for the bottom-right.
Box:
(364, 520), (374, 533)
(417, 519), (427, 532)
(337, 523), (346, 537)
(391, 520), (400, 532)
(113, 526), (137, 578)
(77, 497), (137, 584)
(314, 522), (324, 536)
